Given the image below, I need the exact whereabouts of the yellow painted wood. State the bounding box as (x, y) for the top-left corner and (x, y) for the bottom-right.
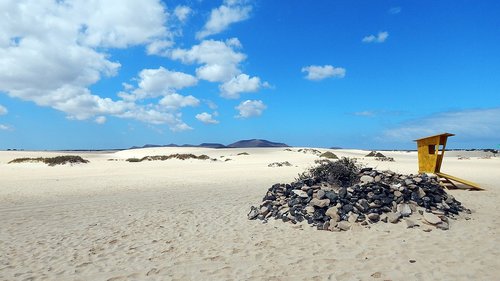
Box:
(436, 172), (483, 190)
(414, 133), (454, 173)
(415, 133), (484, 190)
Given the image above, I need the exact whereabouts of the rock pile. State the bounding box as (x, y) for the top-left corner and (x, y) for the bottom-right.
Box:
(248, 159), (469, 231)
(366, 151), (386, 157)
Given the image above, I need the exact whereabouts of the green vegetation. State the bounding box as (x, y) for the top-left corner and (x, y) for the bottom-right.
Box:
(8, 155), (89, 166)
(237, 152), (249, 155)
(298, 157), (360, 187)
(320, 151), (338, 159)
(126, 154), (212, 162)
(268, 161), (292, 167)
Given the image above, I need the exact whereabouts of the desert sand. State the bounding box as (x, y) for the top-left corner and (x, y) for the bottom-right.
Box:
(0, 147), (499, 280)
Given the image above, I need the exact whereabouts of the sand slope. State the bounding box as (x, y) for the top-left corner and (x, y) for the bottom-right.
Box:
(0, 148), (499, 280)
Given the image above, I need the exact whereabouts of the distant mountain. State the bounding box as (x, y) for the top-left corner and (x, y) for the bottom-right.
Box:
(143, 144), (165, 148)
(130, 139), (288, 149)
(227, 139), (289, 148)
(199, 143), (226, 148)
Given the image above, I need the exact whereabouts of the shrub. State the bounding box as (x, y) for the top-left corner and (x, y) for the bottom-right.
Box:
(298, 157), (360, 187)
(9, 156), (89, 166)
(320, 151), (338, 159)
(126, 154), (213, 162)
(268, 161), (292, 167)
(237, 152), (249, 156)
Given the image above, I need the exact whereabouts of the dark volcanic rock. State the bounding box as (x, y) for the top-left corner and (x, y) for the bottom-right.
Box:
(248, 158), (469, 231)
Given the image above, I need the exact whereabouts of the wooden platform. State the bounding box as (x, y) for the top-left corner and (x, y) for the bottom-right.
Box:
(436, 172), (483, 190)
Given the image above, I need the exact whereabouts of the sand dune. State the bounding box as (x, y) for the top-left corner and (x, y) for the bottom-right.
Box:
(1, 148), (499, 280)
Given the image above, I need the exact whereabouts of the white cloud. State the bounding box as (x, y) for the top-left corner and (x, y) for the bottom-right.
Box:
(174, 5), (192, 22)
(219, 74), (262, 99)
(388, 7), (402, 14)
(146, 40), (174, 56)
(301, 65), (346, 81)
(196, 112), (219, 124)
(0, 124), (10, 130)
(95, 116), (106, 124)
(0, 0), (190, 131)
(235, 100), (266, 118)
(206, 100), (218, 110)
(133, 67), (198, 100)
(159, 93), (200, 109)
(383, 108), (500, 141)
(0, 104), (7, 115)
(196, 0), (252, 39)
(362, 31), (389, 43)
(170, 38), (246, 82)
(118, 108), (192, 131)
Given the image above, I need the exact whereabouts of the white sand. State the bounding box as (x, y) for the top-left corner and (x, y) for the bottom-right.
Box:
(0, 148), (499, 280)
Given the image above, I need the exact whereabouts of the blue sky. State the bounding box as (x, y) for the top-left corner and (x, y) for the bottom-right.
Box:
(0, 0), (499, 150)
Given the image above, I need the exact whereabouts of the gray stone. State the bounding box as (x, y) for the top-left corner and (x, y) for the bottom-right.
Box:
(423, 212), (442, 225)
(329, 219), (338, 228)
(247, 206), (259, 220)
(417, 187), (426, 199)
(367, 213), (380, 221)
(337, 221), (351, 231)
(348, 213), (359, 223)
(380, 213), (388, 223)
(405, 219), (418, 228)
(360, 175), (374, 184)
(374, 175), (382, 182)
(413, 177), (423, 183)
(391, 183), (401, 190)
(436, 221), (449, 230)
(317, 190), (326, 200)
(304, 206), (315, 214)
(397, 203), (412, 217)
(293, 189), (308, 198)
(404, 179), (414, 186)
(387, 212), (401, 223)
(326, 207), (339, 221)
(394, 190), (403, 197)
(301, 185), (312, 191)
(309, 198), (330, 208)
(260, 206), (270, 216)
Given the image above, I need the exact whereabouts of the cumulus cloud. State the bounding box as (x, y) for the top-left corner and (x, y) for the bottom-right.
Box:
(196, 0), (252, 39)
(196, 112), (219, 124)
(132, 67), (198, 100)
(0, 0), (194, 131)
(174, 5), (192, 22)
(362, 31), (389, 43)
(170, 38), (266, 98)
(159, 93), (200, 109)
(383, 108), (500, 141)
(170, 38), (246, 82)
(94, 116), (107, 124)
(219, 74), (262, 99)
(301, 65), (346, 81)
(0, 124), (10, 130)
(235, 100), (266, 118)
(0, 105), (7, 115)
